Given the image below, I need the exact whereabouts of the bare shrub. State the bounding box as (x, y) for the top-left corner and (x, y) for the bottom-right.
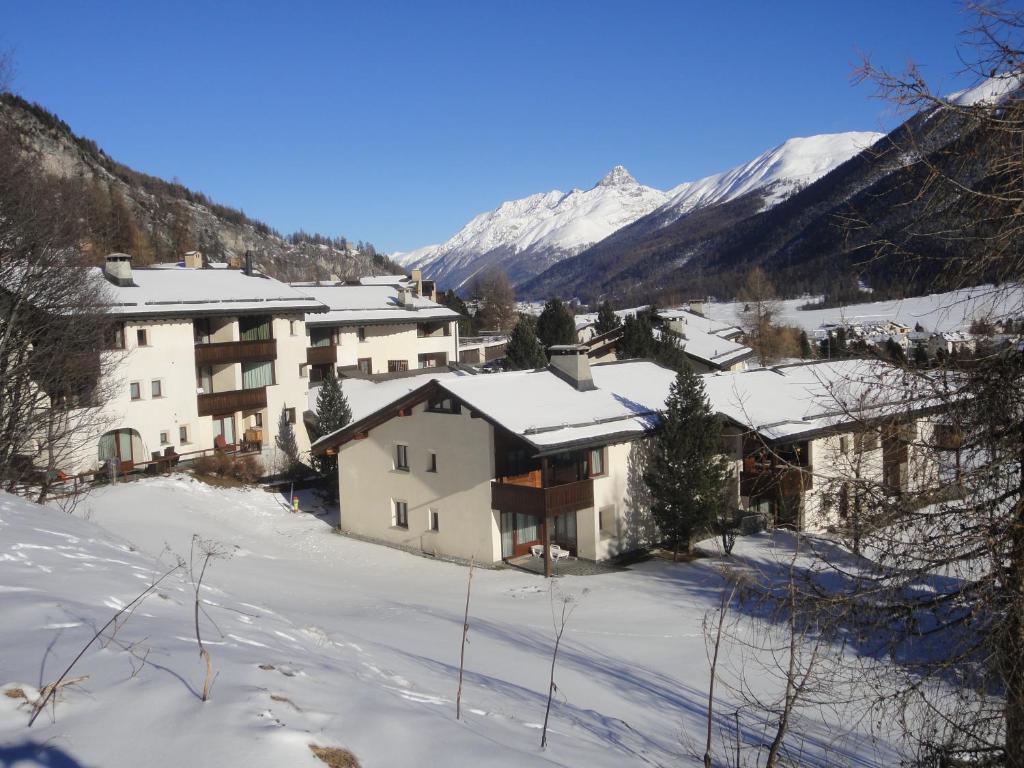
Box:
(309, 744), (361, 768)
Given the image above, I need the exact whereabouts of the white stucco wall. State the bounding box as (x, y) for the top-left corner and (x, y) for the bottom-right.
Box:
(328, 320), (457, 374)
(64, 312), (314, 476)
(337, 401), (499, 562)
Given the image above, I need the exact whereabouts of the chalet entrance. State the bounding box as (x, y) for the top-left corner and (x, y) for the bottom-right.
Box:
(500, 511), (542, 558)
(98, 428), (143, 472)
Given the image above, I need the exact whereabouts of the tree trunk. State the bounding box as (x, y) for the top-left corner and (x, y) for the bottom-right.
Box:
(1005, 442), (1024, 767)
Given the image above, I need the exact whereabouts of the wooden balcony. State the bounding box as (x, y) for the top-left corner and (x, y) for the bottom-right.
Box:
(740, 464), (813, 498)
(307, 345), (338, 366)
(491, 478), (594, 517)
(194, 339), (277, 366)
(197, 386), (267, 417)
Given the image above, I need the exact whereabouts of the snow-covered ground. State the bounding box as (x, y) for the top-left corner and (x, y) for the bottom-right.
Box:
(709, 284), (1024, 334)
(1, 477), (903, 767)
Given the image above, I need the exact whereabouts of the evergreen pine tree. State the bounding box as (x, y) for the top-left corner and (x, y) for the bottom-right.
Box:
(653, 333), (689, 374)
(799, 330), (813, 359)
(618, 313), (656, 360)
(275, 405), (300, 476)
(595, 300), (621, 334)
(884, 337), (907, 364)
(535, 298), (577, 349)
(505, 316), (548, 370)
(312, 368), (352, 475)
(912, 343), (929, 367)
(644, 364), (731, 560)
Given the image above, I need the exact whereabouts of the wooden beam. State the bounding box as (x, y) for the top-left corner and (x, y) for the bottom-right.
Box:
(543, 513), (552, 578)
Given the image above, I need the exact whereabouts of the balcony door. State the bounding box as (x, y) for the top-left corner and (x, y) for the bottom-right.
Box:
(212, 414), (235, 446)
(500, 510), (543, 558)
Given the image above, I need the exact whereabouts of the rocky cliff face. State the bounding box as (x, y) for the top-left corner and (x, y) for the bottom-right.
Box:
(0, 93), (399, 281)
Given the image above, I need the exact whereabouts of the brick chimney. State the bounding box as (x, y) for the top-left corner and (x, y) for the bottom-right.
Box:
(103, 253), (135, 287)
(547, 344), (596, 391)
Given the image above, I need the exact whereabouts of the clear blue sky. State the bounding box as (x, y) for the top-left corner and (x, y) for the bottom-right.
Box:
(3, 1), (982, 253)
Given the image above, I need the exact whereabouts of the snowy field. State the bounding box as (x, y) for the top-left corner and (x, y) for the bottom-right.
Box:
(708, 284), (1024, 333)
(1, 477), (903, 767)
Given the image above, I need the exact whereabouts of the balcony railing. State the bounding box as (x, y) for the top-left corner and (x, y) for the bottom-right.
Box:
(491, 478), (594, 517)
(194, 339), (277, 366)
(307, 345), (338, 366)
(197, 386), (267, 416)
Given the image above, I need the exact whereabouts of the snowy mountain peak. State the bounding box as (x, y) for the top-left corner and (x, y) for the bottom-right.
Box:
(595, 165), (637, 188)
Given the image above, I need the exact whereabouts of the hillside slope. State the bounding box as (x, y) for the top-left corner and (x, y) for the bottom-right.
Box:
(0, 476), (902, 767)
(0, 93), (399, 281)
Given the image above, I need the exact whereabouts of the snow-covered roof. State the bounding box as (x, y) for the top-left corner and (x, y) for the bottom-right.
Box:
(308, 369), (474, 421)
(657, 307), (742, 339)
(358, 275), (415, 287)
(313, 355), (934, 455)
(297, 285), (459, 327)
(702, 360), (930, 443)
(91, 266), (326, 317)
(313, 360), (678, 455)
(671, 330), (752, 369)
(574, 306), (648, 330)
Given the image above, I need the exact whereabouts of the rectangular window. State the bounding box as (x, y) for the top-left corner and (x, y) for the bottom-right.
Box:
(290, 319), (299, 336)
(427, 452), (437, 472)
(136, 328), (148, 347)
(357, 358), (372, 375)
(239, 316), (272, 341)
(309, 327), (333, 347)
(299, 363), (309, 379)
(242, 360), (274, 388)
(159, 431), (169, 445)
(357, 326), (367, 342)
(254, 412), (263, 428)
(286, 408), (296, 425)
(599, 505), (616, 535)
(395, 444), (409, 470)
(151, 379), (162, 398)
(179, 425), (189, 443)
(429, 509), (440, 532)
(394, 500), (408, 529)
(388, 360), (409, 373)
(129, 381), (141, 400)
(589, 448), (605, 477)
(839, 436), (850, 455)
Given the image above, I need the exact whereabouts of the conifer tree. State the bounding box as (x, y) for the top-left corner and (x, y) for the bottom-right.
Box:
(536, 298), (577, 349)
(275, 405), (300, 476)
(618, 313), (656, 360)
(595, 300), (621, 334)
(644, 364), (731, 560)
(312, 368), (352, 475)
(505, 316), (548, 370)
(799, 330), (813, 359)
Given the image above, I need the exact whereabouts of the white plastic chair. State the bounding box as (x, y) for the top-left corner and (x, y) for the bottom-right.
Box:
(530, 544), (544, 558)
(549, 544), (570, 562)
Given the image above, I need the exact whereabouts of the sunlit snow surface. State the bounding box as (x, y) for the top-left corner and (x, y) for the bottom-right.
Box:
(0, 478), (905, 767)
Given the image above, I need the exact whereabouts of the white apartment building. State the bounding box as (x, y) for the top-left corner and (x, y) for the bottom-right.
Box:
(296, 283), (460, 380)
(67, 254), (327, 475)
